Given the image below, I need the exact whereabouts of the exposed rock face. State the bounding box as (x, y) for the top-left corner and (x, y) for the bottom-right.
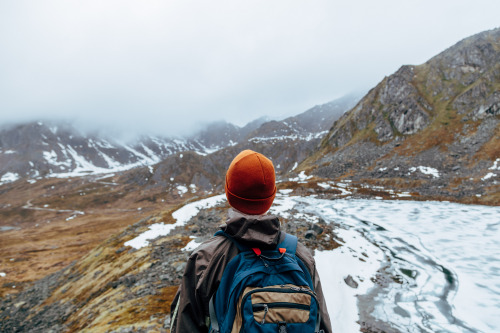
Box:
(310, 28), (500, 202)
(380, 66), (432, 136)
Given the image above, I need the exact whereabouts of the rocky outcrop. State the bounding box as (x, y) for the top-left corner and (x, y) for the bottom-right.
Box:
(308, 28), (500, 203)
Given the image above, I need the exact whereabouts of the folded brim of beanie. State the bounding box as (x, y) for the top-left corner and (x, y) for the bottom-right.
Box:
(225, 181), (276, 215)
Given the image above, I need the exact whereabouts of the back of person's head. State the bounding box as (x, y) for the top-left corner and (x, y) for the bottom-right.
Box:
(225, 150), (276, 215)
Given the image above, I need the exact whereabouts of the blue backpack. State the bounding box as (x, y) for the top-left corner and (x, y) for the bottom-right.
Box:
(209, 230), (324, 333)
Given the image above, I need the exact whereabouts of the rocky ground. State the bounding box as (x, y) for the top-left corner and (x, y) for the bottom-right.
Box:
(1, 178), (424, 332)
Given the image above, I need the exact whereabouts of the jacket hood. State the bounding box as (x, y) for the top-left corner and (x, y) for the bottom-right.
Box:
(221, 209), (281, 250)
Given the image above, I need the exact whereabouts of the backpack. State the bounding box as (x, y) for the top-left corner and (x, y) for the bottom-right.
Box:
(208, 230), (324, 333)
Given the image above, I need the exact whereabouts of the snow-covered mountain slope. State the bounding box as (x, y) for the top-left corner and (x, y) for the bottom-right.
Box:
(246, 93), (360, 142)
(0, 94), (359, 183)
(0, 122), (203, 181)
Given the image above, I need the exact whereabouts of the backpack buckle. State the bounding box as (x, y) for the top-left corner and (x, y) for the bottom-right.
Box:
(278, 321), (287, 333)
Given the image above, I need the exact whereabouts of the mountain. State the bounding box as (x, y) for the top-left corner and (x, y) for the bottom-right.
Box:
(119, 94), (361, 196)
(0, 94), (358, 184)
(247, 94), (359, 139)
(303, 28), (500, 205)
(0, 94), (358, 302)
(0, 121), (201, 181)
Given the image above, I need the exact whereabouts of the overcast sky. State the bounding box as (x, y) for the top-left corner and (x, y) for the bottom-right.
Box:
(0, 1), (499, 137)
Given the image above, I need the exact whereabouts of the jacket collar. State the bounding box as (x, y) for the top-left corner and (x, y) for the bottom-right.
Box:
(221, 209), (281, 250)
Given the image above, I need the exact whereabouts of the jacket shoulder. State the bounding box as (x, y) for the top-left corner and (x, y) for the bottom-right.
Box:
(188, 234), (232, 261)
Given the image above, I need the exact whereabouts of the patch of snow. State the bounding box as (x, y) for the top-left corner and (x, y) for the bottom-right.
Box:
(4, 150), (16, 154)
(379, 167), (387, 171)
(0, 272), (6, 277)
(317, 182), (331, 189)
(172, 194), (226, 225)
(278, 189), (293, 195)
(289, 171), (313, 183)
(183, 236), (201, 252)
(121, 144), (153, 164)
(268, 195), (299, 219)
(50, 145), (152, 178)
(95, 139), (115, 149)
(180, 154), (183, 158)
(97, 150), (121, 169)
(291, 162), (298, 171)
(482, 172), (496, 181)
(294, 212), (319, 224)
(141, 144), (160, 163)
(1, 172), (20, 184)
(123, 196), (227, 250)
(125, 223), (177, 249)
(94, 173), (116, 181)
(202, 146), (223, 155)
(334, 182), (353, 196)
(66, 211), (85, 221)
(489, 158), (500, 171)
(176, 185), (188, 196)
(189, 184), (197, 193)
(148, 166), (154, 174)
(43, 150), (72, 167)
(409, 166), (440, 178)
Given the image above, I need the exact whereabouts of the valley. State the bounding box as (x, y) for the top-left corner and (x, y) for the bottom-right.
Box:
(0, 27), (499, 333)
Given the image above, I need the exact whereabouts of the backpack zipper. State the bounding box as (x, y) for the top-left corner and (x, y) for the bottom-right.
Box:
(253, 302), (310, 312)
(252, 302), (312, 324)
(260, 304), (269, 324)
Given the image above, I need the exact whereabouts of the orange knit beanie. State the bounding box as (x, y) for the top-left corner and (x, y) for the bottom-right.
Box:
(225, 150), (276, 215)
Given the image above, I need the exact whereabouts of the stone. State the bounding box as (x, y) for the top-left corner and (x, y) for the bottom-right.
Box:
(344, 275), (359, 289)
(312, 224), (324, 235)
(304, 230), (316, 239)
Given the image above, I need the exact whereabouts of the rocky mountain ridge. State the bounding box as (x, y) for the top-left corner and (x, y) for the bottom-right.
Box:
(304, 28), (500, 205)
(0, 94), (358, 184)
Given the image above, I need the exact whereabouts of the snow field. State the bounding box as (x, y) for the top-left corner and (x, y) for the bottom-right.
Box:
(122, 191), (500, 332)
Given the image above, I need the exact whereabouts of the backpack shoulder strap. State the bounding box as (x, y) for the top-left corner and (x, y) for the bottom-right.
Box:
(276, 232), (298, 255)
(213, 230), (250, 252)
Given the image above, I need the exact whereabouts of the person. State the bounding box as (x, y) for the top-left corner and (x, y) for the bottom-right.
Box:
(170, 149), (332, 333)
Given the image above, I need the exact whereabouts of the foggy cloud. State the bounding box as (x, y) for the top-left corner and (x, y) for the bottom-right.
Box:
(0, 0), (499, 137)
